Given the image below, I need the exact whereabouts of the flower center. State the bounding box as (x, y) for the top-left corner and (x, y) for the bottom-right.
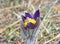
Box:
(23, 18), (36, 27)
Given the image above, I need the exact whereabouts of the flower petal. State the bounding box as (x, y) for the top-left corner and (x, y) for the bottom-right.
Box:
(22, 16), (26, 21)
(33, 9), (40, 19)
(25, 13), (32, 18)
(28, 22), (36, 29)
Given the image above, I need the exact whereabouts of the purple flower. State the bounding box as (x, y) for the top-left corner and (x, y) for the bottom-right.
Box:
(22, 10), (40, 29)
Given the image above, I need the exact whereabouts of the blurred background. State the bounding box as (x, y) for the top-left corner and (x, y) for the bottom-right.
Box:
(0, 0), (60, 44)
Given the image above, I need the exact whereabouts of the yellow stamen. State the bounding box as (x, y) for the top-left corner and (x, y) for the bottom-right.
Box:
(24, 19), (28, 27)
(24, 18), (36, 27)
(28, 18), (36, 24)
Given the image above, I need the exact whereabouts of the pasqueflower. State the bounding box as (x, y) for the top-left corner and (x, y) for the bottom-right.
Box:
(22, 9), (40, 29)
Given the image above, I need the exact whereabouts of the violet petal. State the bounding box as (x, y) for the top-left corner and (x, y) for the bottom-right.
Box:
(25, 13), (32, 18)
(22, 16), (26, 21)
(33, 10), (40, 19)
(28, 22), (35, 29)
